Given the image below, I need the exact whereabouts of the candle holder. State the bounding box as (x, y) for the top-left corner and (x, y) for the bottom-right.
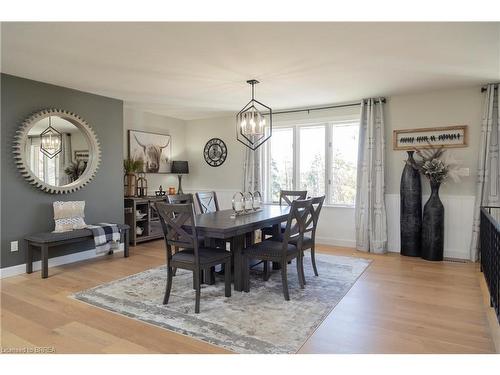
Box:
(232, 192), (245, 215)
(243, 192), (254, 212)
(252, 191), (262, 210)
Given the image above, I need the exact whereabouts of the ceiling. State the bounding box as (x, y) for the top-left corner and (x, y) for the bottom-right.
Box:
(29, 117), (80, 135)
(2, 22), (499, 120)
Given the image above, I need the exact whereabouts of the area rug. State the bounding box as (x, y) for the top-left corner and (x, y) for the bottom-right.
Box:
(72, 253), (371, 354)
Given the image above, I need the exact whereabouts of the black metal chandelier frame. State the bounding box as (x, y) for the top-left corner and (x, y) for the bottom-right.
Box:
(236, 79), (273, 151)
(40, 117), (63, 159)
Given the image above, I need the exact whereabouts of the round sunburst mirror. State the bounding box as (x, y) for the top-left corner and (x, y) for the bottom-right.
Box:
(13, 108), (101, 194)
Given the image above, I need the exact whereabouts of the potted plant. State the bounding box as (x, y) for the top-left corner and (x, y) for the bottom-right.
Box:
(408, 148), (465, 261)
(64, 160), (87, 182)
(123, 158), (144, 197)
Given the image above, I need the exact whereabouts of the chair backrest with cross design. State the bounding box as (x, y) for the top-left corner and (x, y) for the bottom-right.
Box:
(305, 196), (325, 241)
(281, 198), (313, 256)
(156, 202), (200, 264)
(279, 190), (307, 206)
(167, 193), (194, 205)
(195, 191), (220, 214)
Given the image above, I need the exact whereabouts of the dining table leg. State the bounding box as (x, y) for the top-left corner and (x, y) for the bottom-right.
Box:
(245, 231), (255, 247)
(203, 237), (216, 285)
(231, 234), (248, 292)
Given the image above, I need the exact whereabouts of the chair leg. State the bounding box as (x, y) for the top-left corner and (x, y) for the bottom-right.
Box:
(193, 271), (202, 289)
(263, 261), (270, 281)
(194, 269), (201, 314)
(163, 266), (173, 304)
(300, 254), (306, 286)
(243, 255), (250, 292)
(208, 266), (216, 285)
(281, 263), (290, 301)
(224, 260), (232, 297)
(311, 245), (319, 276)
(173, 247), (179, 276)
(296, 256), (305, 289)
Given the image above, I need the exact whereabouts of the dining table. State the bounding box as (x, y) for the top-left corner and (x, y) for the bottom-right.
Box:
(193, 204), (291, 292)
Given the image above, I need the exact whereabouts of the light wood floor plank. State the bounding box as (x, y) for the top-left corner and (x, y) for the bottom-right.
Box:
(0, 242), (496, 354)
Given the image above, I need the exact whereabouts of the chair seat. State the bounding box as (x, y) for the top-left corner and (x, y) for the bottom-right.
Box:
(244, 239), (298, 259)
(261, 222), (287, 237)
(289, 235), (313, 248)
(172, 247), (230, 265)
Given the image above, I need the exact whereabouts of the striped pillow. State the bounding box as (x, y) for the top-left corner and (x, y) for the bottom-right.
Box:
(53, 201), (87, 232)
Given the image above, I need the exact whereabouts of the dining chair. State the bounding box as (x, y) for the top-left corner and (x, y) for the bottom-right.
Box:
(195, 191), (234, 276)
(195, 191), (220, 213)
(165, 194), (196, 275)
(261, 190), (308, 239)
(155, 202), (231, 313)
(290, 195), (325, 279)
(279, 190), (308, 205)
(167, 193), (194, 205)
(243, 198), (313, 300)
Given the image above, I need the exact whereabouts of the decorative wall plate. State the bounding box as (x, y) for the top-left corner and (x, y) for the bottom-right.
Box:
(203, 138), (227, 167)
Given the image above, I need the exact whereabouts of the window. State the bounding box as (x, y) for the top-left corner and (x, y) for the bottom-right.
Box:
(269, 127), (294, 202)
(329, 122), (358, 205)
(30, 144), (60, 185)
(299, 126), (325, 197)
(265, 120), (359, 206)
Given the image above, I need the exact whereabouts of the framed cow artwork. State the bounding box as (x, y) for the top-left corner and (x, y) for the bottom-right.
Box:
(128, 130), (172, 173)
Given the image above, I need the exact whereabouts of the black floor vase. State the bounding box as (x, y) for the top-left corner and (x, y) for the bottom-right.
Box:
(400, 151), (422, 257)
(421, 181), (444, 261)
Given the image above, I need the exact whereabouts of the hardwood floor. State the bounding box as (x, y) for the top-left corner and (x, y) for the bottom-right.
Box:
(1, 241), (497, 354)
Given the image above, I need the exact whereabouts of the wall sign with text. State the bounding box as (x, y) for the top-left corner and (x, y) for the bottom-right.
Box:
(393, 125), (468, 150)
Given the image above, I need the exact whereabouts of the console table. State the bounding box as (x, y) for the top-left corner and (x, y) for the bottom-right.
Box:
(25, 224), (129, 278)
(125, 196), (168, 246)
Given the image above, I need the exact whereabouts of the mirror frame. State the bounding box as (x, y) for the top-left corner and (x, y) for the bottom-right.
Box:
(13, 108), (101, 194)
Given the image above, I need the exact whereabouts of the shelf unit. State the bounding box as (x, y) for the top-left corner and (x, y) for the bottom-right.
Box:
(124, 196), (168, 246)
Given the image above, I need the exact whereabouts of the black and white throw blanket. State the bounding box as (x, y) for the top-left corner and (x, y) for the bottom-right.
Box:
(87, 223), (121, 254)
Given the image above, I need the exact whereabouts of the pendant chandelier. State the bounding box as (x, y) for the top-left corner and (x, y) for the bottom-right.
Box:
(40, 116), (62, 159)
(236, 79), (272, 150)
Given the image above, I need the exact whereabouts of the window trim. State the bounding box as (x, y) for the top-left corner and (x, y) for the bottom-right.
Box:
(264, 118), (360, 207)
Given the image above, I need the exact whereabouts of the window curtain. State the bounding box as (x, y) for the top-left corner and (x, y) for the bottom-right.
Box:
(355, 98), (388, 253)
(243, 147), (263, 193)
(470, 83), (500, 261)
(58, 133), (72, 185)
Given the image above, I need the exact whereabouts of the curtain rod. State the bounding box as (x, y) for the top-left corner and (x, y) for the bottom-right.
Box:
(481, 86), (498, 92)
(272, 98), (386, 116)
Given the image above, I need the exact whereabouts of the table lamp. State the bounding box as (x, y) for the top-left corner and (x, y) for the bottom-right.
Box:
(171, 161), (189, 195)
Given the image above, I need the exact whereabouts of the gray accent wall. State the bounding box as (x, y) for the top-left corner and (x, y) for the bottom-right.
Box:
(1, 74), (124, 268)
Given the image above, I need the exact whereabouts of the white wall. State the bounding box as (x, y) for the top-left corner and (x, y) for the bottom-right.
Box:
(123, 106), (187, 192)
(181, 86), (484, 259)
(384, 87), (483, 260)
(184, 116), (246, 192)
(385, 87), (482, 196)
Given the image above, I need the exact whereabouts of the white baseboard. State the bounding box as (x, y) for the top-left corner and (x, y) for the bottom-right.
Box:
(0, 243), (124, 279)
(315, 237), (356, 248)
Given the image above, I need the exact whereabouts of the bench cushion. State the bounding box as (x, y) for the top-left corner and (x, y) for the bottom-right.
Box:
(25, 224), (129, 244)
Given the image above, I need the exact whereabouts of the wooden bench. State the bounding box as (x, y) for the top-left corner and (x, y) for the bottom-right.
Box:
(25, 224), (130, 278)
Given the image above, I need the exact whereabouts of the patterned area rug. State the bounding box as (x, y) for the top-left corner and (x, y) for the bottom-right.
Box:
(72, 253), (371, 353)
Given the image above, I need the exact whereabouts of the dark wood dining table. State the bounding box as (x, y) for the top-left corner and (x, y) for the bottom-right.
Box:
(193, 204), (291, 292)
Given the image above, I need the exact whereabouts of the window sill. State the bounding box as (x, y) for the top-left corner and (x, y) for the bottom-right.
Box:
(263, 202), (355, 209)
(323, 204), (355, 209)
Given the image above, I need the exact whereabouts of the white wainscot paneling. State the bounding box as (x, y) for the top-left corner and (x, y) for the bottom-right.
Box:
(185, 190), (474, 260)
(315, 206), (356, 248)
(386, 194), (475, 260)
